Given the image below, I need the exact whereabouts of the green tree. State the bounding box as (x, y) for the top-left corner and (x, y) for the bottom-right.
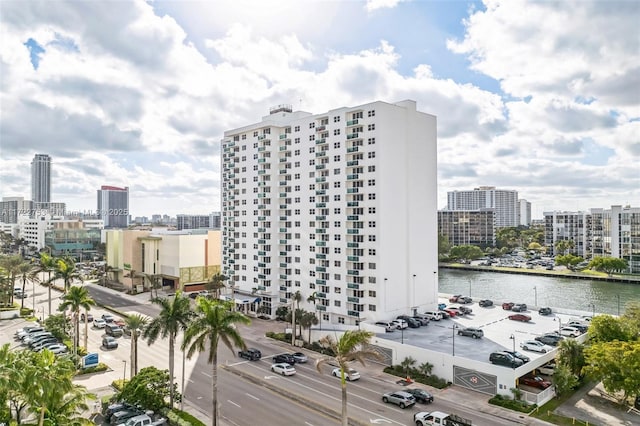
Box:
(438, 234), (451, 256)
(0, 254), (26, 307)
(144, 292), (193, 408)
(299, 310), (318, 343)
(43, 313), (71, 342)
(53, 257), (82, 294)
(59, 286), (95, 354)
(588, 256), (628, 276)
(621, 302), (640, 337)
(315, 330), (381, 426)
(527, 242), (545, 254)
(182, 298), (251, 426)
(125, 314), (149, 377)
(555, 253), (583, 269)
(118, 366), (178, 412)
(554, 240), (575, 256)
(583, 340), (640, 403)
(205, 273), (227, 300)
(553, 364), (579, 397)
(38, 252), (58, 317)
(15, 260), (40, 310)
(557, 338), (585, 377)
(449, 245), (484, 263)
(400, 356), (417, 377)
(275, 306), (289, 321)
(291, 290), (303, 345)
(588, 315), (632, 343)
(418, 361), (433, 377)
(496, 228), (519, 249)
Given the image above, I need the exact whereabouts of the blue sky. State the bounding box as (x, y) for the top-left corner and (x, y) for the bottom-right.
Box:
(0, 0), (638, 219)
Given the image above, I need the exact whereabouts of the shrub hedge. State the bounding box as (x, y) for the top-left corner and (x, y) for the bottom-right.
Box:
(167, 409), (207, 426)
(489, 394), (537, 412)
(383, 365), (450, 389)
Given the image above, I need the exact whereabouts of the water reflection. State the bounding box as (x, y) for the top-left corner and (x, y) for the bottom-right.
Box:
(438, 268), (640, 315)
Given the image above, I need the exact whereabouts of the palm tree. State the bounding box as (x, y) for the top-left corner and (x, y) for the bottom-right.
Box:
(205, 273), (227, 300)
(59, 286), (95, 354)
(299, 310), (318, 343)
(182, 298), (251, 426)
(37, 252), (57, 317)
(125, 314), (149, 377)
(315, 330), (380, 426)
(54, 257), (82, 294)
(143, 292), (193, 408)
(16, 261), (40, 310)
(557, 338), (585, 378)
(0, 254), (25, 306)
(291, 290), (302, 345)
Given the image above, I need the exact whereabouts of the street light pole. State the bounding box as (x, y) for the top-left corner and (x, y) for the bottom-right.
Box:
(452, 325), (458, 356)
(533, 286), (537, 307)
(510, 334), (515, 352)
(412, 274), (417, 316)
(180, 347), (186, 411)
(122, 360), (127, 383)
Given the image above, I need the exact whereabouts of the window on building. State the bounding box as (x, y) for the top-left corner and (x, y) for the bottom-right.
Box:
(368, 152), (376, 159)
(334, 116), (340, 123)
(368, 207), (376, 214)
(368, 193), (376, 200)
(368, 179), (375, 186)
(334, 169), (340, 175)
(368, 249), (376, 255)
(368, 137), (375, 145)
(294, 126), (300, 132)
(334, 248), (341, 254)
(334, 208), (341, 214)
(368, 124), (375, 131)
(338, 317), (345, 324)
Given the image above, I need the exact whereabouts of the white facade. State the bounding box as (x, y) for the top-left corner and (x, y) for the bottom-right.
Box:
(518, 199), (531, 227)
(447, 186), (519, 228)
(221, 100), (438, 326)
(17, 216), (105, 250)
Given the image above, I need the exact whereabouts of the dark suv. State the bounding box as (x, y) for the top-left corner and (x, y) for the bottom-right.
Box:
(238, 348), (262, 361)
(273, 353), (296, 364)
(105, 324), (124, 337)
(535, 334), (564, 346)
(489, 352), (524, 368)
(397, 315), (420, 328)
(457, 327), (484, 339)
(538, 307), (553, 316)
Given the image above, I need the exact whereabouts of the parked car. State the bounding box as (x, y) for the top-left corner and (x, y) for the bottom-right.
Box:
(102, 314), (115, 323)
(105, 324), (124, 337)
(502, 302), (515, 310)
(290, 352), (308, 363)
(102, 336), (119, 349)
(405, 388), (434, 404)
(457, 306), (473, 315)
(535, 334), (564, 346)
(511, 303), (528, 312)
(381, 391), (416, 409)
(40, 343), (68, 355)
(412, 315), (430, 326)
(566, 321), (589, 332)
(442, 308), (458, 317)
(437, 303), (447, 311)
(520, 340), (553, 353)
(80, 313), (94, 322)
(375, 321), (395, 332)
(93, 318), (107, 329)
(508, 314), (532, 322)
(479, 299), (493, 307)
(273, 354), (296, 364)
(391, 319), (408, 329)
(397, 315), (420, 328)
(332, 368), (360, 381)
(537, 363), (556, 376)
(503, 350), (530, 364)
(436, 308), (450, 319)
(423, 311), (442, 321)
(538, 307), (553, 316)
(520, 375), (552, 389)
(271, 363), (296, 376)
(449, 295), (462, 303)
(23, 332), (53, 346)
(15, 325), (43, 340)
(457, 296), (473, 304)
(238, 348), (262, 360)
(457, 327), (484, 339)
(559, 326), (582, 337)
(489, 352), (524, 368)
(110, 409), (143, 425)
(30, 337), (59, 351)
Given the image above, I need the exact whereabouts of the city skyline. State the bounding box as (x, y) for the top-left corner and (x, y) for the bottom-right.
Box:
(1, 1), (638, 218)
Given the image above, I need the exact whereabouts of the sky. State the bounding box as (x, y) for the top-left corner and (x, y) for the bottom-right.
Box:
(0, 0), (638, 220)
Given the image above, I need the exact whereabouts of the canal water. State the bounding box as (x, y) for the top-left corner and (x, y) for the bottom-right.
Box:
(438, 268), (640, 316)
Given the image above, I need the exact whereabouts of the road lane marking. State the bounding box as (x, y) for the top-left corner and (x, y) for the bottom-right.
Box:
(201, 372), (212, 378)
(227, 400), (241, 408)
(305, 422), (314, 426)
(245, 393), (259, 401)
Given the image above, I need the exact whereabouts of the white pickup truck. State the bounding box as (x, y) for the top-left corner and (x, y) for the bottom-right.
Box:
(414, 411), (472, 426)
(117, 414), (167, 426)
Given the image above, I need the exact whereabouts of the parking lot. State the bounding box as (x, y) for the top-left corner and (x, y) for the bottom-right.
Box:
(376, 295), (588, 365)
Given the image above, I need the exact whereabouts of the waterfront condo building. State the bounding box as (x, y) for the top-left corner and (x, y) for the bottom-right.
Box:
(438, 209), (496, 249)
(447, 186), (519, 228)
(221, 100), (438, 326)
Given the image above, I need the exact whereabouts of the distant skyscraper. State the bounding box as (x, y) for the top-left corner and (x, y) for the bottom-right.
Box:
(447, 186), (519, 228)
(31, 154), (51, 203)
(97, 186), (129, 228)
(518, 199), (532, 226)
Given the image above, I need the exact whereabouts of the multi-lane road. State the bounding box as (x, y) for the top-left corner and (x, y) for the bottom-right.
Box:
(4, 281), (522, 426)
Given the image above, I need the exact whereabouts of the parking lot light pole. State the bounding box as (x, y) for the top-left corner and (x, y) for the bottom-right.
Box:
(452, 325), (458, 356)
(533, 286), (537, 307)
(510, 334), (515, 352)
(122, 360), (127, 383)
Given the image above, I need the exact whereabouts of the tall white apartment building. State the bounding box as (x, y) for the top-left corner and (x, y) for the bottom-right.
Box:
(518, 199), (531, 227)
(31, 154), (51, 203)
(221, 100), (438, 326)
(97, 185), (129, 228)
(447, 186), (519, 228)
(544, 210), (590, 257)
